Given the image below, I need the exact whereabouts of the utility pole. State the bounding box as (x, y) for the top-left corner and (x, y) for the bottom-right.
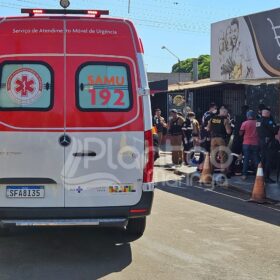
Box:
(193, 58), (198, 82)
(128, 0), (131, 13)
(161, 46), (181, 83)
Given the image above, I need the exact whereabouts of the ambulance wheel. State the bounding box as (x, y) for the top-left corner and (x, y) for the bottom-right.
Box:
(0, 226), (10, 237)
(126, 217), (146, 237)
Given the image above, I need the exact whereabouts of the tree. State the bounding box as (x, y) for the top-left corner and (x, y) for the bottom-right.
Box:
(172, 54), (210, 79)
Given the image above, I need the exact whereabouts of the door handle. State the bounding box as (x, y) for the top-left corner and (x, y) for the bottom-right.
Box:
(73, 151), (97, 157)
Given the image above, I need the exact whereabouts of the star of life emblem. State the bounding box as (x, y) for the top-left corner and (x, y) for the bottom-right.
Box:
(6, 68), (43, 105)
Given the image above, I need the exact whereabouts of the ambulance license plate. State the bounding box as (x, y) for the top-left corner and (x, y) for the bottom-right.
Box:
(6, 186), (45, 198)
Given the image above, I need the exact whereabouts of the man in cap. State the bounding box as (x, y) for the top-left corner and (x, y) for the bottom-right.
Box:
(207, 107), (232, 172)
(201, 103), (218, 152)
(168, 109), (185, 166)
(256, 107), (279, 183)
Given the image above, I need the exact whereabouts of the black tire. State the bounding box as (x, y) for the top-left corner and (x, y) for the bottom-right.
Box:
(0, 226), (11, 237)
(126, 217), (146, 237)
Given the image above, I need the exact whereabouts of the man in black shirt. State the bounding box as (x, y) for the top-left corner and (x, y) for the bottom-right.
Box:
(168, 109), (185, 166)
(256, 108), (279, 183)
(182, 115), (193, 164)
(201, 103), (218, 152)
(231, 105), (249, 154)
(207, 107), (232, 171)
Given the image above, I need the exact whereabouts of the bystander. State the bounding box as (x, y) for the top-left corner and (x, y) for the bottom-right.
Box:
(168, 109), (185, 166)
(153, 108), (167, 146)
(239, 110), (259, 180)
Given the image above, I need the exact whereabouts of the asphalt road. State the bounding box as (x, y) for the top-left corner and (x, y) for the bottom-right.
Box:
(0, 166), (279, 280)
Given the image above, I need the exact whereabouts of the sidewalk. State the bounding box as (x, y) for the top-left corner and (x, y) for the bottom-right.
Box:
(229, 175), (280, 202)
(155, 151), (197, 175)
(156, 151), (280, 202)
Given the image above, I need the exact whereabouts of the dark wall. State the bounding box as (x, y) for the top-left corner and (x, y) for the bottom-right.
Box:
(192, 84), (246, 122)
(150, 83), (280, 124)
(246, 84), (280, 123)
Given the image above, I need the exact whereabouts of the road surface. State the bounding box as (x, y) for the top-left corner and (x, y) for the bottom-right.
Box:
(0, 166), (279, 280)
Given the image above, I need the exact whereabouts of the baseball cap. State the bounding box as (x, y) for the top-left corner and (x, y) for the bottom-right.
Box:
(246, 110), (255, 119)
(170, 109), (178, 113)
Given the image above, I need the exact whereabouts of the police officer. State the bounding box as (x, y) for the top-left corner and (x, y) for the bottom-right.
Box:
(168, 109), (185, 166)
(182, 114), (193, 164)
(207, 107), (232, 171)
(256, 108), (279, 183)
(201, 103), (218, 152)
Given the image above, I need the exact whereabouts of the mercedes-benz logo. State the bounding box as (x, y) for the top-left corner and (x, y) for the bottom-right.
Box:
(59, 134), (71, 147)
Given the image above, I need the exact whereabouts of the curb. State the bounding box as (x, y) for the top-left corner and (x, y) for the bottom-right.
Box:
(156, 152), (280, 203)
(227, 182), (252, 196)
(179, 169), (280, 203)
(228, 181), (280, 203)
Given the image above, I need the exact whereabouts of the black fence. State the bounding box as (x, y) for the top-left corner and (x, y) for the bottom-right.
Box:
(188, 84), (246, 122)
(150, 83), (280, 124)
(246, 84), (280, 123)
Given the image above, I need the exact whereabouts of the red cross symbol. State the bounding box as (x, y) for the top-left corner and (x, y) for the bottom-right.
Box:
(15, 75), (35, 97)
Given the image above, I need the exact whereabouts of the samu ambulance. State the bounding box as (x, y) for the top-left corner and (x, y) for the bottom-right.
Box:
(0, 7), (154, 237)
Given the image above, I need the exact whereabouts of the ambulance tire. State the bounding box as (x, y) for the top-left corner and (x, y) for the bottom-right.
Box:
(0, 226), (11, 237)
(126, 217), (146, 237)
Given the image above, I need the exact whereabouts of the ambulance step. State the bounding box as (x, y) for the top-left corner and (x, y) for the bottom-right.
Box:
(0, 218), (128, 227)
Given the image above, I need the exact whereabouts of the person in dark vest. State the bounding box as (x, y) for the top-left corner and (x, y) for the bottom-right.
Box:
(229, 105), (249, 176)
(207, 107), (232, 171)
(200, 103), (218, 152)
(168, 109), (185, 166)
(182, 114), (193, 164)
(256, 107), (279, 183)
(231, 105), (249, 154)
(153, 108), (167, 146)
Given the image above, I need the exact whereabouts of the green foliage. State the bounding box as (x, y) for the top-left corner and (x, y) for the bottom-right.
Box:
(172, 54), (210, 79)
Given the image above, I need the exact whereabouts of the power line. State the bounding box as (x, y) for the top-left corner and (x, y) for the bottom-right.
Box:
(0, 0), (238, 34)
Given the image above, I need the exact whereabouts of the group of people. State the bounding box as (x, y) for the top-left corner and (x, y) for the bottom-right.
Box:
(154, 108), (199, 166)
(234, 104), (279, 183)
(153, 103), (280, 184)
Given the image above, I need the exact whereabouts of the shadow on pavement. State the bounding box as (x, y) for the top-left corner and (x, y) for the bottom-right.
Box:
(156, 178), (280, 227)
(0, 227), (136, 280)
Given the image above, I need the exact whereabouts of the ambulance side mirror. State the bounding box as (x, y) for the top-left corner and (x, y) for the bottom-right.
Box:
(137, 87), (150, 96)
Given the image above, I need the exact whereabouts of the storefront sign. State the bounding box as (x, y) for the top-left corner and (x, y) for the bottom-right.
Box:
(211, 8), (280, 81)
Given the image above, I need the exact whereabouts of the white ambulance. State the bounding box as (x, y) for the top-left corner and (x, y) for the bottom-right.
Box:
(0, 7), (154, 237)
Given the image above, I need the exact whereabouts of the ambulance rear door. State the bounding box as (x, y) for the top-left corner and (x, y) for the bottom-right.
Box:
(63, 19), (145, 207)
(0, 18), (65, 207)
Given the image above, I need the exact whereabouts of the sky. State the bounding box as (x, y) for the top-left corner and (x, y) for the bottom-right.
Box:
(0, 0), (279, 72)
